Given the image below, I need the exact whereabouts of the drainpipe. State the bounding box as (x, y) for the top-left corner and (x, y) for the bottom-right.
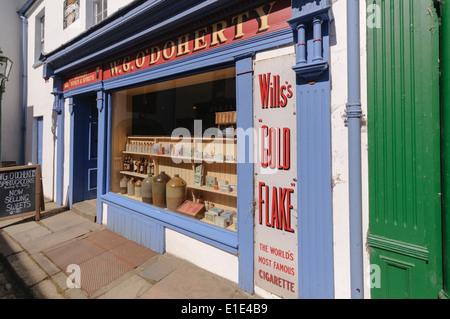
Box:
(346, 0), (364, 299)
(19, 14), (28, 165)
(440, 0), (450, 300)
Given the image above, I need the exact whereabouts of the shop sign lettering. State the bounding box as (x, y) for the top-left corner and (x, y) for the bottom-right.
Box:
(259, 73), (294, 109)
(63, 0), (291, 91)
(254, 53), (298, 299)
(63, 67), (102, 91)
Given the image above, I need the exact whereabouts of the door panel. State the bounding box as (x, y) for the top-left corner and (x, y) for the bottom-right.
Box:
(367, 0), (442, 298)
(72, 96), (98, 203)
(85, 103), (98, 200)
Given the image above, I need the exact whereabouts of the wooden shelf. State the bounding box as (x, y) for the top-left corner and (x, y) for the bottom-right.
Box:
(187, 184), (237, 198)
(127, 135), (236, 141)
(200, 217), (236, 232)
(120, 171), (148, 179)
(119, 171), (237, 198)
(122, 151), (237, 164)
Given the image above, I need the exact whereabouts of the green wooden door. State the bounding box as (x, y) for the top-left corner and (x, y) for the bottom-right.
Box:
(367, 0), (442, 299)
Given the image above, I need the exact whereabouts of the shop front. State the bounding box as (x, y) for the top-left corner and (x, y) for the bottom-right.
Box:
(43, 0), (335, 298)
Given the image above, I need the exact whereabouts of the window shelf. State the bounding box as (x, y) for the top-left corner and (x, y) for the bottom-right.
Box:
(122, 151), (237, 164)
(119, 171), (237, 198)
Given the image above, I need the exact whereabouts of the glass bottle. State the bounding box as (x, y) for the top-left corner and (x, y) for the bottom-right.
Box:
(120, 176), (129, 194)
(135, 179), (142, 198)
(127, 178), (135, 196)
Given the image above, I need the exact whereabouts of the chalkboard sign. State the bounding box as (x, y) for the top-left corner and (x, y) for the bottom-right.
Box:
(0, 165), (44, 220)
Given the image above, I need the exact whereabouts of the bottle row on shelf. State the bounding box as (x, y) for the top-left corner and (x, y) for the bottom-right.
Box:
(125, 139), (237, 163)
(126, 141), (166, 155)
(123, 157), (155, 175)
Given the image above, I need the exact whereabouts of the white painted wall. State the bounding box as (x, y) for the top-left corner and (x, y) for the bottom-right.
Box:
(329, 0), (370, 299)
(0, 0), (27, 165)
(107, 0), (136, 15)
(25, 0), (59, 201)
(165, 228), (239, 284)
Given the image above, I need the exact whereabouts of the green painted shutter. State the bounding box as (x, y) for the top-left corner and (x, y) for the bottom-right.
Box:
(367, 0), (442, 299)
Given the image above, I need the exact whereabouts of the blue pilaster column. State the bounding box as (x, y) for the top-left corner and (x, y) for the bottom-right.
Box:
(52, 76), (64, 206)
(96, 89), (107, 224)
(234, 51), (255, 294)
(288, 2), (334, 299)
(68, 97), (75, 208)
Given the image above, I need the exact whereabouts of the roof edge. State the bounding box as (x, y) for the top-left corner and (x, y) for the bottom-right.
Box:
(18, 0), (38, 16)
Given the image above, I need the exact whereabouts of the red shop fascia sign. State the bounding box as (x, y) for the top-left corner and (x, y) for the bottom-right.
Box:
(63, 0), (291, 91)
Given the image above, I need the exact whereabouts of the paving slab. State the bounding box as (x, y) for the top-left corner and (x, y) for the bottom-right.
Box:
(39, 211), (92, 232)
(98, 275), (153, 299)
(51, 271), (70, 292)
(45, 239), (106, 272)
(45, 229), (158, 296)
(0, 216), (23, 229)
(84, 229), (128, 251)
(23, 225), (93, 254)
(7, 251), (47, 287)
(4, 221), (41, 236)
(30, 279), (64, 299)
(0, 253), (32, 299)
(109, 240), (158, 268)
(64, 286), (88, 299)
(30, 252), (60, 277)
(139, 253), (184, 282)
(77, 251), (133, 295)
(0, 232), (23, 257)
(139, 262), (241, 299)
(11, 226), (52, 246)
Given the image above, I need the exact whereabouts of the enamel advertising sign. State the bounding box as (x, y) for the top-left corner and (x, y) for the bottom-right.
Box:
(253, 53), (298, 299)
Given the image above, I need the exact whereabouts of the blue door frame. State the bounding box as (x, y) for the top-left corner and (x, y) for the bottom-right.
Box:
(67, 94), (99, 207)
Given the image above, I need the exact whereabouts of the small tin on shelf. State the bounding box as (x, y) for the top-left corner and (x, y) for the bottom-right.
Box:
(214, 215), (227, 228)
(176, 200), (206, 219)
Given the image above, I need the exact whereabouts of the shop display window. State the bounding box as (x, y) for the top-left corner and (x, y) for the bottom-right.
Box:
(110, 67), (238, 231)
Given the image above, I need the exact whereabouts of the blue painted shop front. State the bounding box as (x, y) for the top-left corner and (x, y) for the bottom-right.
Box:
(45, 0), (334, 298)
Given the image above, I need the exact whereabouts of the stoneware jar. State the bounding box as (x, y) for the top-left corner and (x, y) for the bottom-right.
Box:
(120, 176), (129, 194)
(166, 174), (187, 210)
(135, 179), (142, 198)
(152, 171), (170, 208)
(127, 178), (135, 196)
(141, 174), (153, 204)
